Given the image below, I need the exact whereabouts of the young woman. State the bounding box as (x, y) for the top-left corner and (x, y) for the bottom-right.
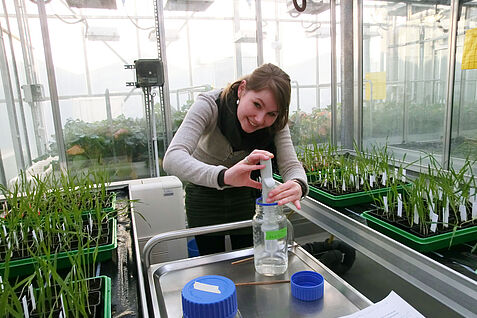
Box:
(163, 63), (308, 255)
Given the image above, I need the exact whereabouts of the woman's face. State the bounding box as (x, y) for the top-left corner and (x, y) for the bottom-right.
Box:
(237, 80), (279, 133)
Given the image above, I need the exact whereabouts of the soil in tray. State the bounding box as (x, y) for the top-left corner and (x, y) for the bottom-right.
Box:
(368, 210), (477, 238)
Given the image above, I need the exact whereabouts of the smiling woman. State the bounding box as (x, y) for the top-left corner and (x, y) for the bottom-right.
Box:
(163, 63), (308, 256)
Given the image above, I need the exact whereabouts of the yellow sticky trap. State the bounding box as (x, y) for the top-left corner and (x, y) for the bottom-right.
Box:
(365, 72), (386, 101)
(462, 28), (477, 70)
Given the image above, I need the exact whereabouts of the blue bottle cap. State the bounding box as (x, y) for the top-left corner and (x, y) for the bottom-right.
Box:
(256, 196), (278, 206)
(182, 275), (238, 318)
(291, 271), (324, 301)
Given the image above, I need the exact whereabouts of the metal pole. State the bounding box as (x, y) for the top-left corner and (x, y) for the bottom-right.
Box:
(233, 0), (243, 77)
(340, 0), (354, 149)
(0, 24), (26, 172)
(0, 148), (6, 186)
(36, 0), (67, 171)
(105, 89), (116, 161)
(2, 0), (32, 166)
(330, 0), (338, 146)
(154, 0), (173, 149)
(442, 0), (461, 169)
(14, 0), (47, 156)
(255, 0), (264, 66)
(354, 0), (363, 151)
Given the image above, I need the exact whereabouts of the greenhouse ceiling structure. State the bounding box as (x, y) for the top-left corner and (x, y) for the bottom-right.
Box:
(0, 0), (476, 186)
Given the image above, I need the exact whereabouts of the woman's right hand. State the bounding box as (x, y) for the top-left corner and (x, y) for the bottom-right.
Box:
(224, 150), (274, 189)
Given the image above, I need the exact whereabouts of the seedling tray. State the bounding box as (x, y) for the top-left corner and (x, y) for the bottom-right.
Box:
(361, 211), (477, 252)
(0, 217), (117, 278)
(14, 275), (111, 318)
(306, 184), (409, 208)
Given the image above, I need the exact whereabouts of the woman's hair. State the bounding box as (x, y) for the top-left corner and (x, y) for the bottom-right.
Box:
(221, 63), (291, 132)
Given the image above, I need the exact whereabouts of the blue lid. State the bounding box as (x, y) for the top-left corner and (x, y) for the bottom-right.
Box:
(182, 275), (238, 318)
(291, 271), (324, 301)
(256, 196), (278, 206)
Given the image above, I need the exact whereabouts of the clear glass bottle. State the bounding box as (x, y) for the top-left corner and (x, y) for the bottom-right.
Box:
(252, 197), (288, 276)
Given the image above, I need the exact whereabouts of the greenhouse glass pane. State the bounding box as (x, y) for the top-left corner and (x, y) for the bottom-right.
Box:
(21, 1), (156, 181)
(362, 1), (450, 165)
(451, 1), (477, 173)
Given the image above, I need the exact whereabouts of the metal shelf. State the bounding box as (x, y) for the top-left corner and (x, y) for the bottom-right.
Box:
(285, 196), (477, 317)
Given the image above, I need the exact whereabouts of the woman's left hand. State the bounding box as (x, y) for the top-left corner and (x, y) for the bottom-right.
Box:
(266, 180), (303, 210)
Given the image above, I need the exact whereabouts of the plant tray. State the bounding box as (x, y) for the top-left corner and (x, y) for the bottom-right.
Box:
(0, 217), (117, 278)
(82, 191), (117, 215)
(307, 183), (410, 208)
(361, 211), (477, 252)
(274, 174), (408, 208)
(15, 276), (111, 318)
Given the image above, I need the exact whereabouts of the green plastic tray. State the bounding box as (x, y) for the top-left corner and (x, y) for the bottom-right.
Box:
(361, 211), (477, 252)
(98, 275), (112, 318)
(307, 184), (409, 208)
(0, 218), (117, 278)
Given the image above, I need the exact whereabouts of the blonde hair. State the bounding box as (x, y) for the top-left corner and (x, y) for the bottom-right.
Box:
(221, 63), (291, 132)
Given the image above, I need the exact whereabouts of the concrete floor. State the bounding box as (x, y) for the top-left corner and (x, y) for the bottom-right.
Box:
(293, 220), (463, 318)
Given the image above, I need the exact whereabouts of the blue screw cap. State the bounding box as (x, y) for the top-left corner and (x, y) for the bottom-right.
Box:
(291, 271), (324, 301)
(182, 275), (238, 318)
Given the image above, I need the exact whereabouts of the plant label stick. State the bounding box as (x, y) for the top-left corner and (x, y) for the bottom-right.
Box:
(397, 194), (403, 217)
(429, 201), (435, 219)
(414, 205), (419, 225)
(2, 224), (6, 236)
(382, 171), (387, 186)
(29, 284), (36, 311)
(459, 204), (467, 222)
(0, 275), (3, 291)
(438, 188), (443, 201)
(342, 177), (346, 192)
(22, 295), (29, 318)
(444, 202), (449, 228)
(383, 196), (388, 213)
(402, 169), (407, 183)
(472, 201), (477, 219)
(355, 175), (359, 190)
(430, 213), (438, 233)
(370, 175), (375, 188)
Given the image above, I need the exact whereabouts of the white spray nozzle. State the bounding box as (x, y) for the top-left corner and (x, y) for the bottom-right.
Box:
(260, 159), (275, 201)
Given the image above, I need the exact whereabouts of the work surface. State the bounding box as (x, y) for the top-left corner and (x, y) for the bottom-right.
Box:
(148, 245), (372, 317)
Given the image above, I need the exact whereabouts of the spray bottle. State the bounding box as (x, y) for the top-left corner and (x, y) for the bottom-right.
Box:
(252, 159), (288, 276)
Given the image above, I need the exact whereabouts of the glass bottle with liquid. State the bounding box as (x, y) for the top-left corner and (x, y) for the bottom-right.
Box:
(252, 197), (288, 276)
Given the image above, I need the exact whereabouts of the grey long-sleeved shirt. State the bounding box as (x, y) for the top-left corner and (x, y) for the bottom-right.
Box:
(163, 90), (308, 195)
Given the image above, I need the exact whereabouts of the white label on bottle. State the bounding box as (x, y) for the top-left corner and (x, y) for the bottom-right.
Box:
(397, 194), (402, 217)
(194, 282), (221, 294)
(383, 196), (388, 213)
(460, 204), (467, 222)
(29, 284), (36, 310)
(443, 202), (449, 228)
(414, 206), (419, 225)
(382, 171), (387, 186)
(402, 169), (407, 183)
(472, 201), (477, 219)
(22, 296), (29, 318)
(430, 213), (438, 233)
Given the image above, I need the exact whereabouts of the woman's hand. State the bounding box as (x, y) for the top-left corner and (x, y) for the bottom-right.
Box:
(267, 180), (303, 210)
(224, 150), (274, 189)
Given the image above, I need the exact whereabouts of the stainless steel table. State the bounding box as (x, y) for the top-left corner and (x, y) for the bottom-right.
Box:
(144, 222), (372, 318)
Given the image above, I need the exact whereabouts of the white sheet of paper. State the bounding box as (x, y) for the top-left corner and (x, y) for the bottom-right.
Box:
(339, 291), (424, 318)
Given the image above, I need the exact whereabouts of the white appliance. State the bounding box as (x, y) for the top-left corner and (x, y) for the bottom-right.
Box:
(129, 176), (187, 264)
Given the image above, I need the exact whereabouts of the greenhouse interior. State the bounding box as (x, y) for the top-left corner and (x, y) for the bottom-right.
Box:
(0, 0), (476, 317)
